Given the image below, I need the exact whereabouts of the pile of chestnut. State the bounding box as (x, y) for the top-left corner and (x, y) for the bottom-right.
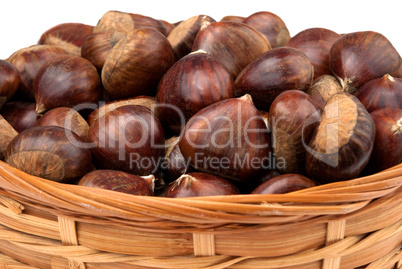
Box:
(0, 10), (401, 198)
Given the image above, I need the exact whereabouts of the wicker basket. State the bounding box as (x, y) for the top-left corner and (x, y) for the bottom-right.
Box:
(0, 159), (400, 269)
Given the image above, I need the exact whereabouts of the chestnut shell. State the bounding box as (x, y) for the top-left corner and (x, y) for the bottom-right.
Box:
(251, 173), (317, 194)
(0, 60), (20, 109)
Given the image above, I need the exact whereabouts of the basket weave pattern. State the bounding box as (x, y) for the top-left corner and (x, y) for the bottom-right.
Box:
(0, 160), (401, 269)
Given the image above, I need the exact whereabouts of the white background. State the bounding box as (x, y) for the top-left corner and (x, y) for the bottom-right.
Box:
(1, 0), (401, 59)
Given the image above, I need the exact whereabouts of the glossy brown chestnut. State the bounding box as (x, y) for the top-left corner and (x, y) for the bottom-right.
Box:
(93, 10), (167, 36)
(0, 101), (40, 132)
(78, 170), (155, 196)
(167, 15), (215, 60)
(269, 90), (321, 174)
(178, 95), (271, 182)
(354, 74), (402, 113)
(155, 50), (234, 133)
(102, 28), (175, 100)
(219, 15), (245, 23)
(87, 105), (165, 176)
(87, 95), (157, 126)
(0, 60), (20, 109)
(305, 93), (375, 183)
(7, 45), (68, 100)
(243, 11), (291, 48)
(251, 173), (317, 194)
(307, 75), (343, 110)
(329, 31), (401, 93)
(33, 55), (101, 114)
(235, 47), (314, 110)
(0, 115), (18, 160)
(192, 21), (271, 79)
(38, 23), (94, 56)
(366, 108), (402, 172)
(81, 31), (125, 71)
(36, 107), (89, 140)
(165, 172), (240, 198)
(5, 126), (93, 182)
(286, 28), (340, 79)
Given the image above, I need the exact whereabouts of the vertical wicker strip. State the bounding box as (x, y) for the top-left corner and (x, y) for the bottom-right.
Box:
(193, 233), (216, 256)
(58, 216), (86, 269)
(322, 219), (346, 269)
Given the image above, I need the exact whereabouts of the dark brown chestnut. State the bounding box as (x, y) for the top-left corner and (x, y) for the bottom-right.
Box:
(7, 45), (68, 101)
(305, 93), (375, 183)
(192, 21), (271, 79)
(165, 172), (240, 198)
(87, 105), (165, 176)
(101, 28), (175, 100)
(329, 31), (401, 93)
(38, 23), (94, 56)
(366, 108), (402, 173)
(0, 60), (20, 109)
(307, 75), (343, 111)
(286, 28), (340, 79)
(354, 74), (402, 113)
(33, 55), (101, 114)
(167, 15), (216, 60)
(1, 101), (40, 132)
(269, 90), (321, 174)
(78, 170), (155, 196)
(5, 126), (93, 182)
(243, 11), (291, 48)
(36, 107), (89, 140)
(235, 47), (314, 110)
(81, 31), (125, 71)
(155, 50), (234, 133)
(0, 115), (18, 160)
(251, 173), (317, 194)
(93, 10), (167, 36)
(87, 95), (157, 126)
(178, 95), (271, 182)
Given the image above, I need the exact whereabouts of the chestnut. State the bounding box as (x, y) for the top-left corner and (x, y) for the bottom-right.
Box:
(0, 115), (18, 160)
(286, 28), (340, 79)
(354, 74), (402, 113)
(78, 170), (155, 196)
(101, 28), (175, 100)
(219, 15), (245, 23)
(269, 90), (321, 174)
(33, 55), (102, 114)
(36, 107), (89, 140)
(243, 11), (291, 48)
(305, 93), (375, 183)
(0, 60), (20, 109)
(7, 45), (68, 100)
(307, 75), (343, 111)
(1, 101), (40, 132)
(165, 172), (240, 198)
(160, 20), (175, 36)
(251, 173), (317, 194)
(87, 95), (157, 126)
(366, 108), (402, 173)
(178, 95), (271, 182)
(235, 47), (314, 110)
(81, 31), (125, 71)
(329, 31), (401, 93)
(155, 50), (234, 133)
(5, 126), (93, 182)
(192, 21), (271, 79)
(38, 23), (94, 56)
(167, 15), (216, 60)
(87, 105), (165, 176)
(93, 10), (167, 36)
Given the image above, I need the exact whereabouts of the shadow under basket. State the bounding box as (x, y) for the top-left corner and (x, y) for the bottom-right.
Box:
(0, 160), (400, 269)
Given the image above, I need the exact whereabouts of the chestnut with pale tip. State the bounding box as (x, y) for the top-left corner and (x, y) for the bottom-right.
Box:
(78, 170), (155, 196)
(0, 60), (20, 109)
(251, 173), (317, 194)
(307, 75), (343, 111)
(165, 172), (240, 198)
(33, 55), (102, 114)
(235, 47), (314, 110)
(5, 126), (93, 183)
